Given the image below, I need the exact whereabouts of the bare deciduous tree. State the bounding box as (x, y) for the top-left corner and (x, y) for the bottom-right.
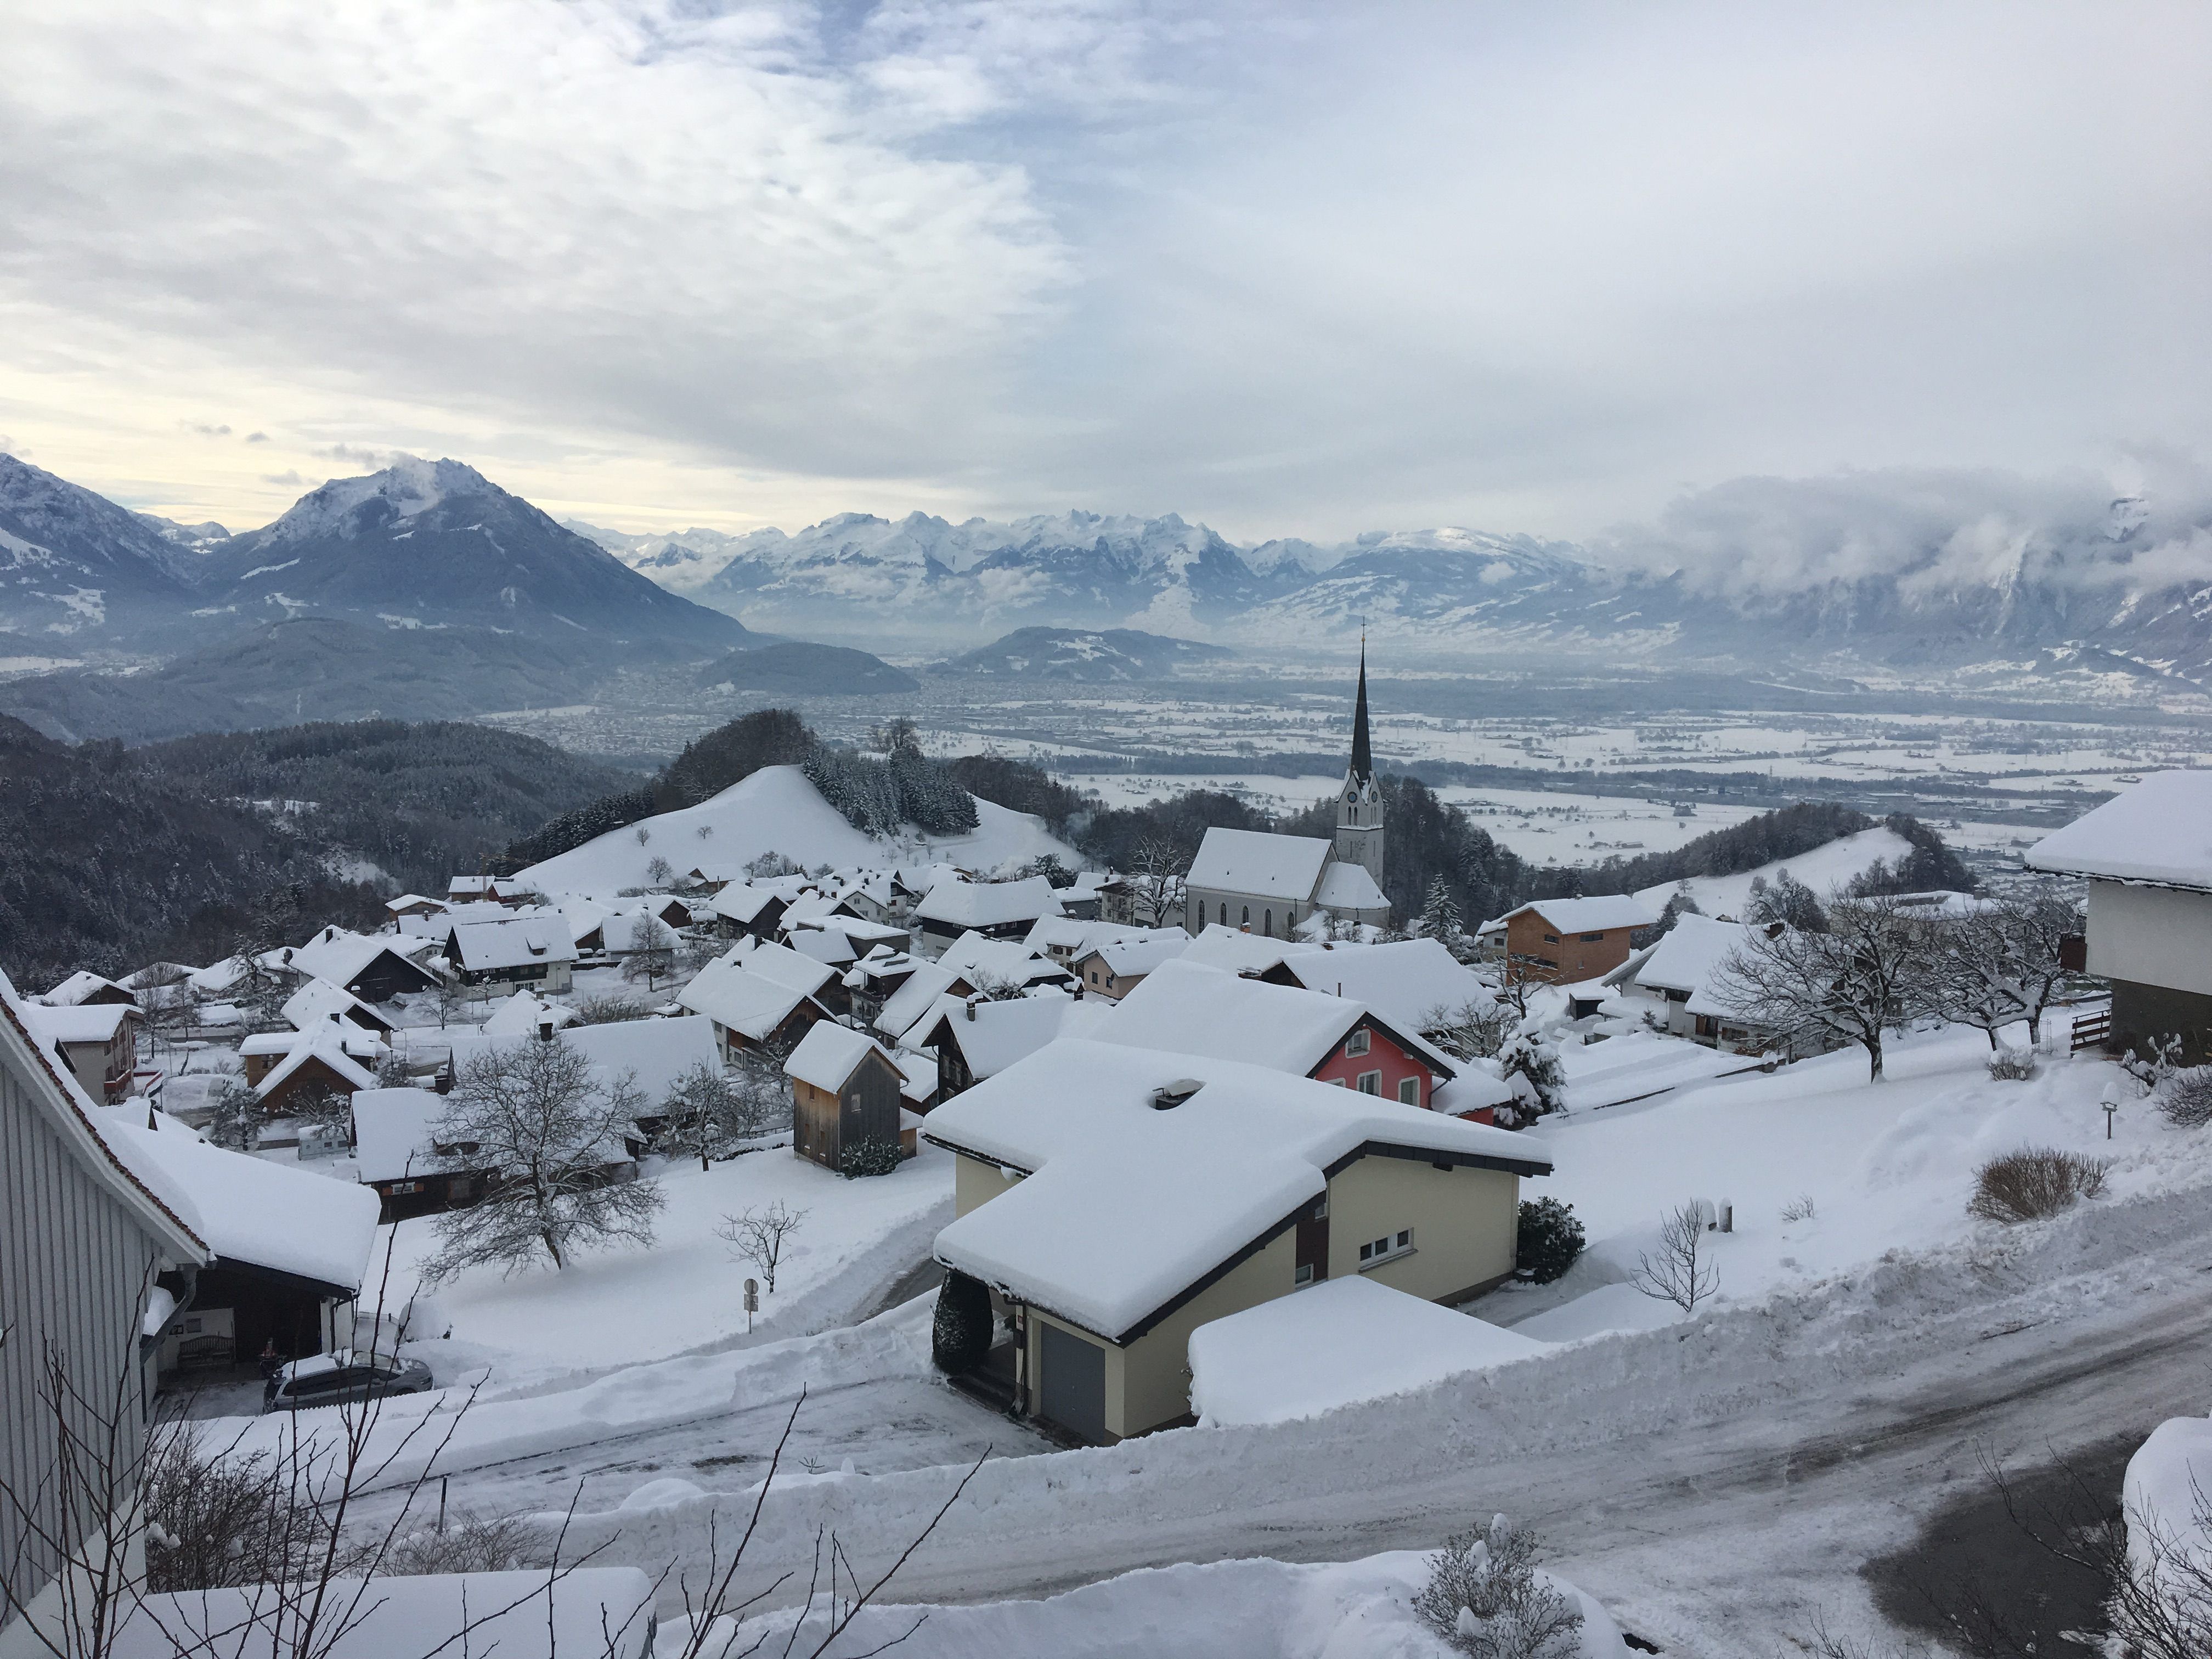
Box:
(620, 916), (678, 990)
(1128, 834), (1189, 929)
(423, 1041), (663, 1278)
(718, 1201), (807, 1294)
(1928, 892), (2085, 1049)
(1422, 998), (1517, 1063)
(658, 1061), (750, 1171)
(1708, 896), (1934, 1081)
(1630, 1201), (1719, 1313)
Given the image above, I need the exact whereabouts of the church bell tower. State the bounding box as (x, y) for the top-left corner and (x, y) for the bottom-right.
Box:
(1334, 640), (1385, 888)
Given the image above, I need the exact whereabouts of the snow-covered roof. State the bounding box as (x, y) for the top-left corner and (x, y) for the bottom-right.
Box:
(927, 1040), (1549, 1340)
(1272, 938), (1487, 1030)
(915, 874), (1064, 929)
(938, 933), (1070, 989)
(108, 1119), (379, 1294)
(891, 1048), (936, 1105)
(349, 1087), (457, 1184)
(1100, 959), (1454, 1080)
(918, 991), (1084, 1080)
(678, 959), (825, 1042)
(112, 1568), (658, 1659)
(1187, 1276), (1548, 1427)
(480, 990), (581, 1037)
(1178, 924), (1322, 976)
(710, 883), (787, 924)
(737, 940), (837, 996)
(187, 957), (251, 995)
(282, 978), (392, 1033)
(253, 1023), (382, 1101)
(384, 893), (445, 914)
(1312, 861), (1387, 912)
(786, 927), (858, 967)
(446, 916), (578, 971)
(1432, 1070), (1518, 1118)
(1187, 828), (1330, 901)
(24, 1002), (136, 1045)
(1079, 935), (1189, 979)
(1632, 915), (1750, 997)
(2027, 771), (2212, 892)
(444, 1017), (720, 1109)
(43, 970), (133, 1006)
(874, 961), (960, 1040)
(287, 928), (438, 991)
(1503, 895), (1660, 935)
(783, 1022), (894, 1094)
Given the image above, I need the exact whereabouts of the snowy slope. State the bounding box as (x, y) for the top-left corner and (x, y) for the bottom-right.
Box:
(1631, 826), (1916, 918)
(515, 765), (1079, 900)
(0, 453), (201, 639)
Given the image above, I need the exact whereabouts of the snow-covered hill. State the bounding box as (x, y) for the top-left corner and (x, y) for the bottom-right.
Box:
(514, 764), (1077, 899)
(936, 626), (1235, 681)
(1632, 825), (1917, 916)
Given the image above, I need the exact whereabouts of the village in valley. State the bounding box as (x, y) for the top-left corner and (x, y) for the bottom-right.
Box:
(9, 643), (2212, 1658)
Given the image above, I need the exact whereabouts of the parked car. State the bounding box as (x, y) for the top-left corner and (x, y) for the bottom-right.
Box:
(263, 1351), (433, 1413)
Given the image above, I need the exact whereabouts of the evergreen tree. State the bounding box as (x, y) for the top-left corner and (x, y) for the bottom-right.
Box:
(932, 1271), (994, 1374)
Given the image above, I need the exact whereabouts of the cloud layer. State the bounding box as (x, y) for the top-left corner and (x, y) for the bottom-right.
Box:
(2, 1), (2208, 548)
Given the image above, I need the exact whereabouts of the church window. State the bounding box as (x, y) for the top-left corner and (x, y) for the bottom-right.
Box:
(1240, 906), (1250, 927)
(1218, 902), (1227, 925)
(1263, 909), (1272, 935)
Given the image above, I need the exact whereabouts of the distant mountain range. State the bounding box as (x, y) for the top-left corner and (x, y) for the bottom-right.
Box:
(569, 498), (2212, 684)
(935, 626), (1235, 681)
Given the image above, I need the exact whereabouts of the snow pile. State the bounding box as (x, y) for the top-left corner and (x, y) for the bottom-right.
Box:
(1189, 1278), (1549, 1427)
(719, 1550), (1626, 1659)
(1632, 826), (1916, 917)
(2124, 1415), (2212, 1584)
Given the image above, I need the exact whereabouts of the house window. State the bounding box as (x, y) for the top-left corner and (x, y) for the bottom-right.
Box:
(1345, 1028), (1370, 1056)
(1543, 932), (1561, 945)
(1357, 1228), (1414, 1268)
(1580, 932), (1605, 943)
(1356, 1070), (1381, 1094)
(1397, 1076), (1420, 1105)
(1294, 1262), (1316, 1286)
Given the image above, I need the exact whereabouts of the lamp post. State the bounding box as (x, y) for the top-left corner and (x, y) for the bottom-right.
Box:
(2101, 1082), (2120, 1141)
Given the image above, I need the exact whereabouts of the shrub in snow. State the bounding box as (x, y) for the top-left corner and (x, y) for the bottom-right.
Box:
(1410, 1514), (1583, 1659)
(1968, 1147), (2109, 1223)
(718, 1199), (806, 1294)
(2159, 1067), (2212, 1128)
(573, 991), (647, 1025)
(1779, 1193), (1817, 1224)
(380, 1509), (537, 1576)
(2128, 1034), (2189, 1094)
(932, 1271), (994, 1375)
(838, 1136), (904, 1179)
(1514, 1198), (1584, 1285)
(1985, 1045), (2037, 1082)
(1630, 1202), (1719, 1313)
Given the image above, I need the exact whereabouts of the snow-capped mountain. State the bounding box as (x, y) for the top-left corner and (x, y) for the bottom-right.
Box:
(0, 454), (203, 643)
(205, 458), (749, 652)
(559, 519), (753, 597)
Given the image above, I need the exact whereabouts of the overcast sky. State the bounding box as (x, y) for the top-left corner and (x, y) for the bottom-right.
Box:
(4, 1), (2208, 546)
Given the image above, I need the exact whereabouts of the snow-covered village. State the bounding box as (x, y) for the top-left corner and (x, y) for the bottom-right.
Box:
(7, 8), (2212, 1658)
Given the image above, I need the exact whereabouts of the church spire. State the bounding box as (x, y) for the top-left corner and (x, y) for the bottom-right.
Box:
(1348, 634), (1373, 786)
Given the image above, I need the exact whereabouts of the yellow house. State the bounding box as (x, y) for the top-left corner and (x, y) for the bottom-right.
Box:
(924, 1037), (1552, 1444)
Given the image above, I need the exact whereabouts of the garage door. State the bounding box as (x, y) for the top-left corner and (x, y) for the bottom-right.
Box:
(1037, 1321), (1107, 1442)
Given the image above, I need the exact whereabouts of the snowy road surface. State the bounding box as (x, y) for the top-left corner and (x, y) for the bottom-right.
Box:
(555, 1174), (2212, 1657)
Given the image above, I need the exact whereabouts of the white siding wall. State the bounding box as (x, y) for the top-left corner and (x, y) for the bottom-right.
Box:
(2086, 881), (2212, 997)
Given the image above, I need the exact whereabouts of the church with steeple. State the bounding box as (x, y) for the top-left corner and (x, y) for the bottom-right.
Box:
(1182, 651), (1392, 938)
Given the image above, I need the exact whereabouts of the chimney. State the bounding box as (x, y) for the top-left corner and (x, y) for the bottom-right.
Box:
(1149, 1078), (1203, 1110)
(538, 1019), (555, 1041)
(965, 996), (979, 1022)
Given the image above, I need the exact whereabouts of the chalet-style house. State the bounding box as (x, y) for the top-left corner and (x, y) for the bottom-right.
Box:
(911, 991), (1090, 1102)
(350, 1086), (497, 1222)
(678, 943), (835, 1058)
(128, 1118), (382, 1372)
(1479, 895), (1659, 985)
(41, 969), (137, 1008)
(1070, 934), (1188, 1000)
(913, 875), (1065, 957)
(443, 915), (577, 995)
(2, 970), (207, 1652)
(2028, 771), (2212, 1062)
(708, 883), (791, 944)
(384, 893), (448, 922)
(22, 1001), (142, 1103)
(280, 977), (397, 1039)
(1616, 914), (1753, 1046)
(871, 935), (1074, 1045)
(280, 927), (443, 1002)
(479, 989), (581, 1039)
(448, 874), (529, 906)
(249, 1021), (382, 1115)
(844, 947), (922, 1026)
(784, 1022), (916, 1170)
(925, 1039), (1552, 1442)
(1105, 958), (1459, 1110)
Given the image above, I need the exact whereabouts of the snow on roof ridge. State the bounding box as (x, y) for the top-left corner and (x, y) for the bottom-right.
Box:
(2027, 770), (2212, 890)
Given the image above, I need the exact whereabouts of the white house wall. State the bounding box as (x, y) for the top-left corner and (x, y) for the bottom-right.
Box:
(2086, 881), (2212, 997)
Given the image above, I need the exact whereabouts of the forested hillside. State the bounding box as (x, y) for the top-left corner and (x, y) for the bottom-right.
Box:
(0, 718), (636, 988)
